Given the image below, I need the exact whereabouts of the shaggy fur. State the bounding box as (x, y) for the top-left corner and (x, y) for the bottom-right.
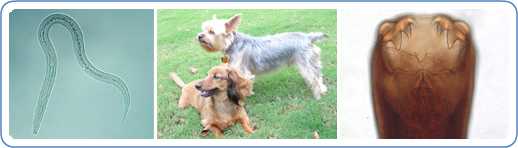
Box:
(196, 14), (328, 100)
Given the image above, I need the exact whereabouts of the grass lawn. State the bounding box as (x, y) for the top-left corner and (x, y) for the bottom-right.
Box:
(157, 9), (337, 139)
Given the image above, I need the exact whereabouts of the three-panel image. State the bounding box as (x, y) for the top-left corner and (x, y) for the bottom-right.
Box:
(6, 3), (515, 144)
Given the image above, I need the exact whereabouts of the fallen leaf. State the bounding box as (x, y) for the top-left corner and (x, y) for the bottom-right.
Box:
(190, 67), (198, 74)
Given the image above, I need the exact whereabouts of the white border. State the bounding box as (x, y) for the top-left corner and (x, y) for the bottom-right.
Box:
(153, 7), (158, 141)
(1, 2), (516, 147)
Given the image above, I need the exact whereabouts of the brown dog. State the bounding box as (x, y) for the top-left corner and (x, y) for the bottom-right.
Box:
(171, 64), (254, 138)
(371, 14), (476, 138)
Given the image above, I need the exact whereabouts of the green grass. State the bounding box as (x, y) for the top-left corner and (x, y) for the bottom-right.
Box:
(157, 10), (337, 139)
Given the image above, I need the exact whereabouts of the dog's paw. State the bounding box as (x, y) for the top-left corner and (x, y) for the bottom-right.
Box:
(320, 85), (328, 95)
(246, 125), (258, 134)
(200, 129), (210, 137)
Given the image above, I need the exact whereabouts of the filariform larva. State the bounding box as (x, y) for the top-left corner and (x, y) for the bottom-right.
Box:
(33, 13), (130, 135)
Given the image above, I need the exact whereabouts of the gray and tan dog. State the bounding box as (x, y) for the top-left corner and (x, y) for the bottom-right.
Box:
(196, 14), (328, 100)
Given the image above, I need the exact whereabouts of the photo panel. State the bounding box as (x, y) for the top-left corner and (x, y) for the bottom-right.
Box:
(9, 9), (154, 138)
(157, 9), (337, 139)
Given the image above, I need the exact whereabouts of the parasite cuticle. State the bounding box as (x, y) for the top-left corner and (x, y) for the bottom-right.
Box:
(33, 13), (131, 135)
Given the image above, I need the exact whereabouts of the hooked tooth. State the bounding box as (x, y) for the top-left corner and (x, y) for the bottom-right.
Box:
(443, 30), (450, 49)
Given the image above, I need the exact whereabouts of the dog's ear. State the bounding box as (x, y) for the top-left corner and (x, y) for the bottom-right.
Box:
(225, 14), (241, 33)
(228, 67), (253, 96)
(226, 76), (240, 105)
(227, 67), (253, 105)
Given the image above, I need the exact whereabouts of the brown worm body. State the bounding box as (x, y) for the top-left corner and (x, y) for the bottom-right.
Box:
(371, 14), (476, 139)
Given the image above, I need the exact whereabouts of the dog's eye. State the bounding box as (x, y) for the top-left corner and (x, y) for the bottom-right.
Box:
(209, 30), (215, 34)
(213, 75), (220, 80)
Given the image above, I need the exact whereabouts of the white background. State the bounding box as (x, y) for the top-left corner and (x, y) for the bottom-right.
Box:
(1, 1), (517, 147)
(341, 3), (516, 139)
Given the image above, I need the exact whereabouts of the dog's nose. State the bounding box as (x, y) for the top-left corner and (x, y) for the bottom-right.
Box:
(195, 83), (202, 90)
(197, 34), (205, 40)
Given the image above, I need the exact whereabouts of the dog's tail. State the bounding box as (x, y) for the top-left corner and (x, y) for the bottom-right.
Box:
(308, 32), (328, 43)
(170, 72), (186, 88)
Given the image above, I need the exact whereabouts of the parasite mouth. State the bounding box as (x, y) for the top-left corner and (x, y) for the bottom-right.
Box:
(199, 88), (217, 97)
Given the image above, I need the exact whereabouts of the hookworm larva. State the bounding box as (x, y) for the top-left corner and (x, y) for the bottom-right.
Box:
(33, 13), (130, 135)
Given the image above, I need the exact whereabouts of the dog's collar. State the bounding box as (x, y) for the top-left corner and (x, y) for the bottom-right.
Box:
(221, 54), (230, 64)
(221, 32), (240, 64)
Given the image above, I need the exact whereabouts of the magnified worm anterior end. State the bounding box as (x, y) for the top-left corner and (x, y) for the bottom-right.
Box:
(372, 14), (475, 139)
(33, 13), (131, 135)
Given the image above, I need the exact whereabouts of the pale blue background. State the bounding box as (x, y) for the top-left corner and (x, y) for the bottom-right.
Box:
(9, 10), (154, 138)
